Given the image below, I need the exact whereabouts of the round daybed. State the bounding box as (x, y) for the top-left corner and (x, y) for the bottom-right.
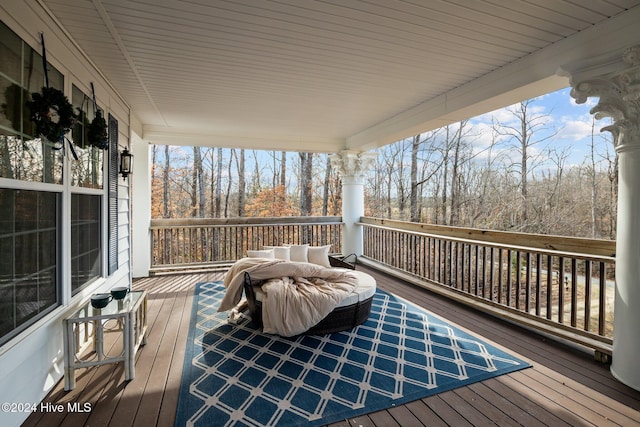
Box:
(242, 270), (377, 335)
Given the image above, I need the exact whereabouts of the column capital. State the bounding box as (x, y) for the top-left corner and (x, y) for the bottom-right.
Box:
(329, 150), (377, 184)
(565, 45), (640, 150)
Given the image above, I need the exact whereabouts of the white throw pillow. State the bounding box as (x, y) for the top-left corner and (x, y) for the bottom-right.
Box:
(263, 245), (291, 261)
(246, 249), (274, 258)
(308, 245), (331, 267)
(287, 244), (309, 262)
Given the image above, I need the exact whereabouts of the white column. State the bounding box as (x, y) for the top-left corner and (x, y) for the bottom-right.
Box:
(566, 45), (640, 390)
(130, 133), (151, 278)
(330, 151), (377, 256)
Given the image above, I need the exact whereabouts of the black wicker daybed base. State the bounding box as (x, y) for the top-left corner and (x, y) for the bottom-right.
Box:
(242, 270), (375, 335)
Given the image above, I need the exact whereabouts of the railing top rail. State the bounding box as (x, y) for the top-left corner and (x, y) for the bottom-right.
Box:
(150, 216), (343, 228)
(359, 218), (616, 263)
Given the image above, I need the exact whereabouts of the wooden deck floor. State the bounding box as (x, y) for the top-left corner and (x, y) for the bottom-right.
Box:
(23, 265), (640, 427)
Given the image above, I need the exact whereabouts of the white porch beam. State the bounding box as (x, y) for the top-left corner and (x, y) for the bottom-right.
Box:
(143, 125), (345, 154)
(565, 45), (640, 391)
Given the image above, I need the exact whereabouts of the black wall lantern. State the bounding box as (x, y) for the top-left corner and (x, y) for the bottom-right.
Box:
(119, 148), (133, 180)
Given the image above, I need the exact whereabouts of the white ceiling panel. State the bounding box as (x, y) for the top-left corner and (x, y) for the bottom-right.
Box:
(41, 0), (640, 151)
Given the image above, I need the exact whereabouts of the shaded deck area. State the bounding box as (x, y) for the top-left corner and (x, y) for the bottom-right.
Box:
(23, 265), (640, 426)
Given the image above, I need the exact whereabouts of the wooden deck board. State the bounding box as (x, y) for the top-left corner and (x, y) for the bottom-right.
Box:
(23, 267), (640, 427)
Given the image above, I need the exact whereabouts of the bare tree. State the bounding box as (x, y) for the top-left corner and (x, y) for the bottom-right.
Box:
(322, 155), (331, 216)
(225, 149), (234, 218)
(215, 147), (223, 217)
(589, 117), (598, 238)
(603, 145), (618, 239)
(191, 146), (205, 218)
(448, 120), (470, 225)
(410, 134), (420, 222)
(163, 144), (170, 218)
(495, 100), (558, 231)
(299, 152), (313, 215)
(237, 149), (246, 217)
(281, 151), (287, 188)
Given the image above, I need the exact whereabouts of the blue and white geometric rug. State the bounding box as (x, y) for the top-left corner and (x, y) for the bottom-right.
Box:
(175, 282), (530, 427)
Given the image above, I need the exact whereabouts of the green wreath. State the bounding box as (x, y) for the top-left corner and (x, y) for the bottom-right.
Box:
(26, 86), (77, 143)
(88, 110), (108, 149)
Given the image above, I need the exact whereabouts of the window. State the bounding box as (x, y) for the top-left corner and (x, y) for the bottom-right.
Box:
(71, 194), (101, 294)
(0, 189), (59, 345)
(0, 20), (115, 345)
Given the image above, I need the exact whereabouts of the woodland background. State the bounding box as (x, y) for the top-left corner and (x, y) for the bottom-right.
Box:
(151, 98), (617, 240)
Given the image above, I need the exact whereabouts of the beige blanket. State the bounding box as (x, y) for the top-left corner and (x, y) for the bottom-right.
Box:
(218, 257), (358, 336)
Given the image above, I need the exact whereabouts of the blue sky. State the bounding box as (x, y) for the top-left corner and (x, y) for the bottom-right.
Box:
(466, 87), (614, 170)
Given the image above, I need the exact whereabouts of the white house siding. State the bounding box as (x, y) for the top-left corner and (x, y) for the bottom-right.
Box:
(0, 2), (132, 426)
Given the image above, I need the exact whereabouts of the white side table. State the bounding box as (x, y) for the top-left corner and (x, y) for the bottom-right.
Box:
(63, 290), (148, 391)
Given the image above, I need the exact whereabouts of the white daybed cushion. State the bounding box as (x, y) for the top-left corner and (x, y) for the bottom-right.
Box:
(287, 244), (309, 262)
(263, 245), (291, 261)
(308, 245), (331, 267)
(247, 249), (274, 258)
(254, 270), (376, 308)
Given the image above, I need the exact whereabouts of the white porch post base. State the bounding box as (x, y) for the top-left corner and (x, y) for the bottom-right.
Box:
(565, 45), (640, 390)
(330, 151), (377, 257)
(611, 144), (640, 390)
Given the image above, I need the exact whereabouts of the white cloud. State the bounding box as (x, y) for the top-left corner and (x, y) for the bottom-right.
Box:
(557, 118), (594, 141)
(569, 95), (597, 108)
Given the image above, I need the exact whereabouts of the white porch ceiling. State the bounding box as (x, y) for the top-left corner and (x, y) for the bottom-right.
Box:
(41, 0), (640, 152)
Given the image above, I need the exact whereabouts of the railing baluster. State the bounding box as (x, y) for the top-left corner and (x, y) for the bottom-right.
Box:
(571, 258), (578, 328)
(525, 252), (532, 313)
(535, 253), (542, 317)
(467, 244), (473, 294)
(558, 256), (565, 324)
(584, 260), (592, 332)
(489, 247), (495, 301)
(515, 251), (522, 310)
(546, 254), (553, 320)
(599, 262), (606, 336)
(498, 248), (504, 304)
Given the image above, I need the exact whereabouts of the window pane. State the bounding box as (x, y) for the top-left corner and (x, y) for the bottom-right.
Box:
(71, 194), (101, 293)
(0, 189), (59, 346)
(71, 85), (103, 188)
(0, 75), (27, 133)
(0, 20), (66, 184)
(0, 135), (64, 183)
(0, 22), (22, 83)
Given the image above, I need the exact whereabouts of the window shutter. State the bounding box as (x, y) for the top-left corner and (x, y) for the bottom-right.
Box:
(108, 114), (119, 275)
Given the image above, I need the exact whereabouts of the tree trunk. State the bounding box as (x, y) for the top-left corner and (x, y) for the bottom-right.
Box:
(225, 149), (234, 218)
(237, 149), (246, 217)
(449, 121), (466, 226)
(441, 126), (450, 225)
(215, 147), (222, 218)
(410, 134), (420, 222)
(520, 103), (529, 227)
(322, 155), (331, 216)
(280, 151), (286, 188)
(163, 145), (170, 218)
(299, 152), (313, 215)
